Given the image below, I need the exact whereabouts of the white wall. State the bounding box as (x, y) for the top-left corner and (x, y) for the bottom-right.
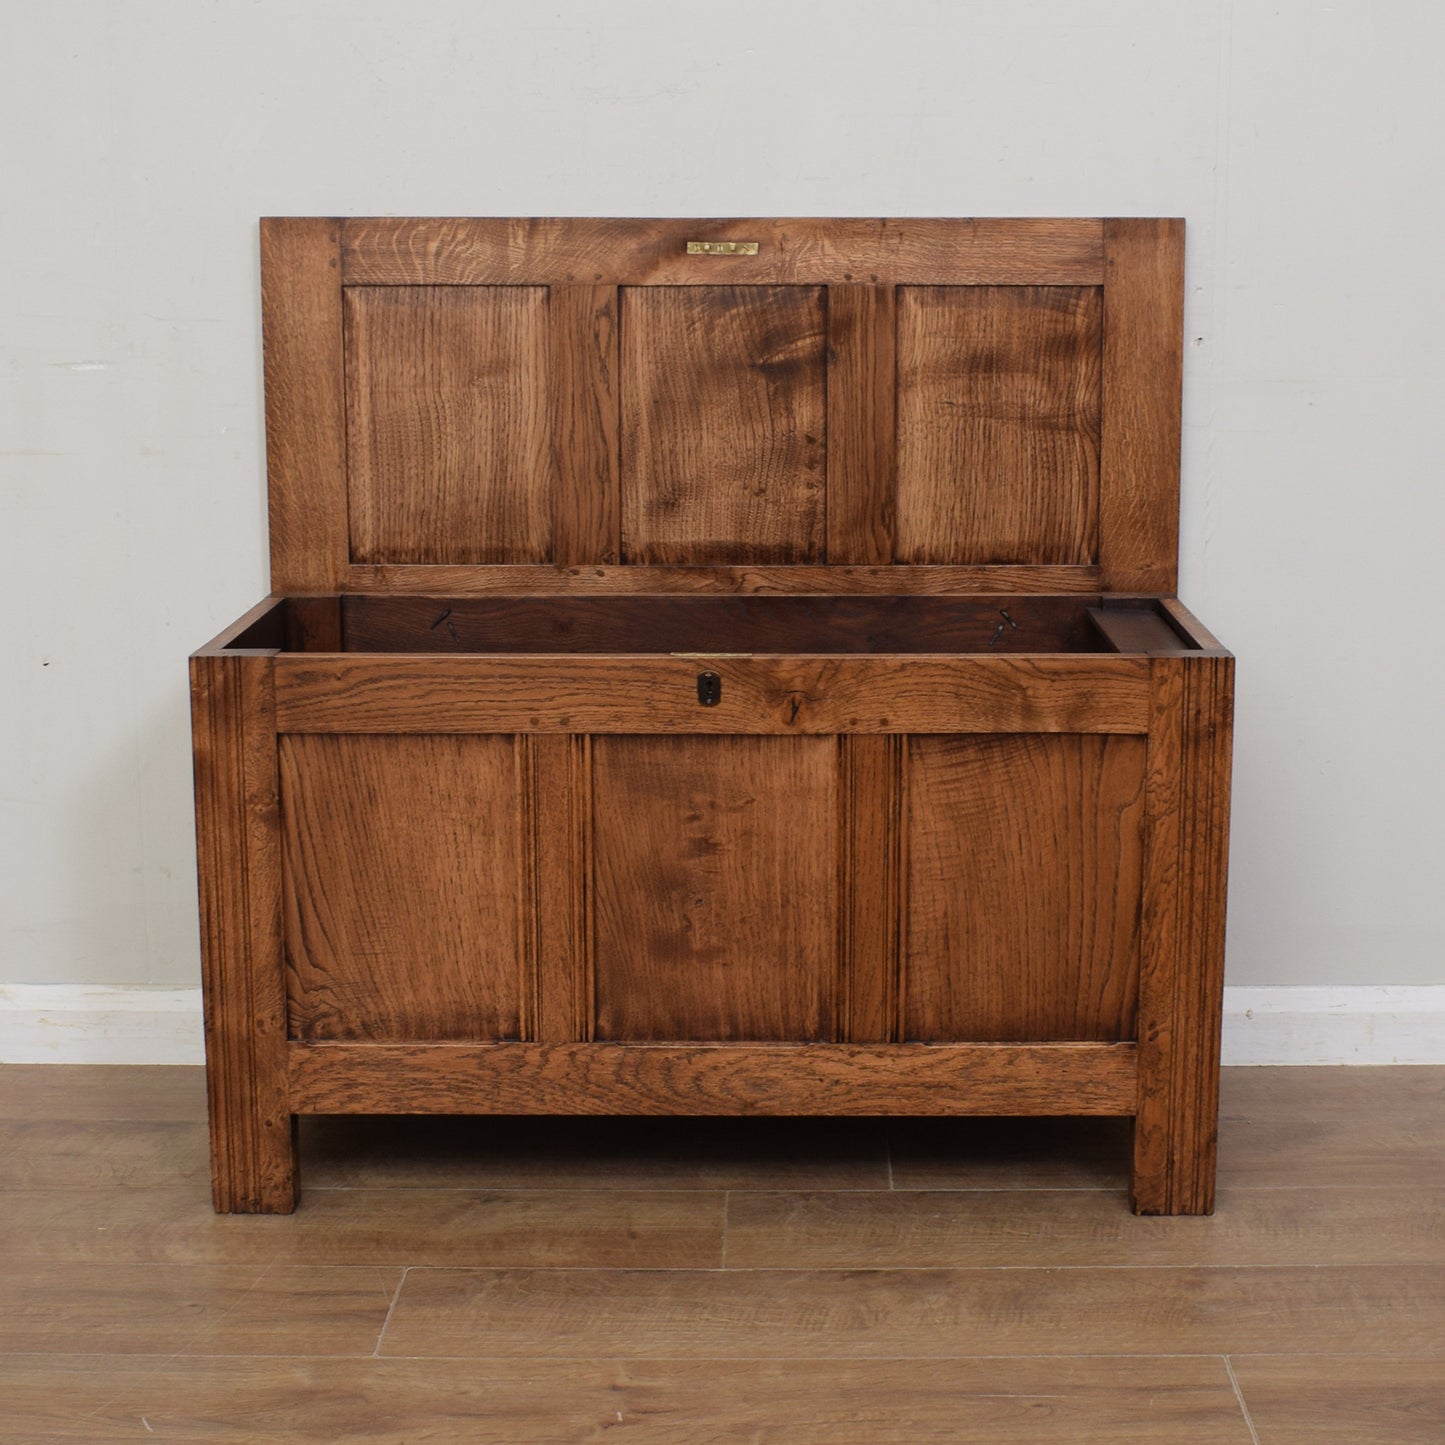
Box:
(2, 0), (1441, 990)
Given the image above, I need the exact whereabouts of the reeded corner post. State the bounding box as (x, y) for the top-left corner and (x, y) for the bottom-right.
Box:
(1131, 652), (1235, 1215)
(190, 647), (297, 1213)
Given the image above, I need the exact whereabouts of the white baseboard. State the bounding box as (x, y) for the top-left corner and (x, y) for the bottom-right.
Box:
(1220, 986), (1445, 1066)
(1, 984), (1443, 1067)
(0, 986), (206, 1065)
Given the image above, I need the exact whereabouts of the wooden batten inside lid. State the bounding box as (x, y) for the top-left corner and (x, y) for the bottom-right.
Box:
(261, 217), (1183, 596)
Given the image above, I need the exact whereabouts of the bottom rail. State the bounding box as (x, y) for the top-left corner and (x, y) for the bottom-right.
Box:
(287, 1040), (1138, 1117)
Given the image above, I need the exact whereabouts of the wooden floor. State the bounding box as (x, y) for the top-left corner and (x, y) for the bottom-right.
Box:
(0, 1067), (1442, 1442)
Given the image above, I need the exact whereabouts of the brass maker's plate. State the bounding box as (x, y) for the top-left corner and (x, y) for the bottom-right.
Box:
(686, 240), (760, 255)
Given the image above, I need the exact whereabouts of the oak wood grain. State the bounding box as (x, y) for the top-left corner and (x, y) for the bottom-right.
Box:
(279, 734), (525, 1043)
(287, 1042), (1138, 1115)
(826, 284), (896, 564)
(336, 562), (1105, 594)
(345, 285), (553, 564)
(620, 285), (827, 564)
(1088, 603), (1194, 654)
(895, 285), (1102, 565)
(841, 735), (902, 1043)
(548, 284), (621, 564)
(224, 215), (1222, 1219)
(261, 219), (349, 593)
(190, 653), (295, 1213)
(272, 654), (1153, 735)
(592, 736), (837, 1041)
(341, 216), (1107, 286)
(338, 592), (1102, 656)
(261, 219), (1183, 596)
(1133, 654), (1235, 1213)
(285, 594), (342, 653)
(1160, 595), (1231, 653)
(193, 595), (287, 654)
(1099, 218), (1184, 592)
(903, 733), (1146, 1042)
(525, 733), (593, 1043)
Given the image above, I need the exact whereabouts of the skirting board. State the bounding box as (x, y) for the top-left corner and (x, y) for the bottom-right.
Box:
(0, 987), (207, 1066)
(0, 984), (1443, 1067)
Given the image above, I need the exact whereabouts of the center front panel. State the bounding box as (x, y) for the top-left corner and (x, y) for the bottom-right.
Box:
(619, 285), (828, 565)
(590, 734), (839, 1042)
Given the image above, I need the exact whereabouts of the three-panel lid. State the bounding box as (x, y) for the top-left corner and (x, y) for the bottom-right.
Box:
(261, 217), (1183, 596)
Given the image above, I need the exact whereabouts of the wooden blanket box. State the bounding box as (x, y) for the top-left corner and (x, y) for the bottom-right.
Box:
(191, 216), (1233, 1215)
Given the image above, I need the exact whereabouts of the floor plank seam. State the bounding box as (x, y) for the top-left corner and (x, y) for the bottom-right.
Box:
(1222, 1354), (1263, 1445)
(373, 1266), (410, 1358)
(298, 1184), (907, 1194)
(303, 1185), (752, 1194)
(720, 1191), (730, 1270)
(369, 1262), (1433, 1276)
(237, 1349), (1293, 1363)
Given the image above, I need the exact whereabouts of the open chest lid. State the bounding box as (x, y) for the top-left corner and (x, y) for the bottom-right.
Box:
(261, 217), (1183, 597)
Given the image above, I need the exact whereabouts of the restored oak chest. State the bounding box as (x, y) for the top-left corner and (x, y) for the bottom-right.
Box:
(191, 217), (1233, 1214)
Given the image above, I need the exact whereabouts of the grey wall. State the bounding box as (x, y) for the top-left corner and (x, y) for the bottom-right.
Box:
(3, 0), (1441, 988)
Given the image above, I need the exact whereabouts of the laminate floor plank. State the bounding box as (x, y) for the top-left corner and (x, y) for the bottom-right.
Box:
(1217, 1066), (1445, 1190)
(0, 1354), (167, 1442)
(725, 1185), (1445, 1268)
(179, 1265), (402, 1357)
(0, 1263), (263, 1356)
(302, 1114), (891, 1190)
(0, 1263), (399, 1357)
(56, 1355), (1255, 1444)
(0, 1120), (211, 1188)
(0, 1065), (206, 1123)
(379, 1264), (1445, 1359)
(1, 1064), (1443, 1439)
(0, 1187), (724, 1268)
(1229, 1354), (1445, 1444)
